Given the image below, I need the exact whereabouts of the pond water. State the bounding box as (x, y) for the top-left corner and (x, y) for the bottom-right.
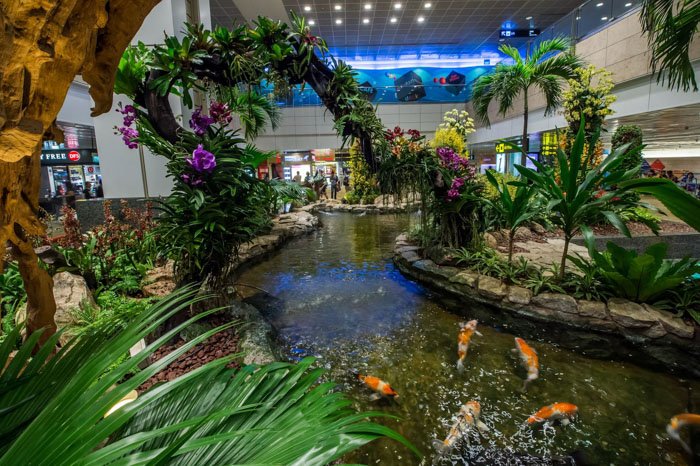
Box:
(236, 213), (697, 465)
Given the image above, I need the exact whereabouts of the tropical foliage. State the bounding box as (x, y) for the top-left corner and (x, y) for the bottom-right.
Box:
(378, 116), (483, 249)
(347, 139), (378, 204)
(472, 37), (583, 162)
(562, 65), (616, 138)
(515, 121), (649, 277)
(641, 0), (700, 91)
(483, 171), (540, 262)
(611, 125), (644, 174)
(577, 234), (700, 304)
(55, 201), (159, 294)
(0, 290), (415, 465)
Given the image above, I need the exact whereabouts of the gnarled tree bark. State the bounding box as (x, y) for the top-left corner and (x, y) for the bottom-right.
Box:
(0, 0), (161, 347)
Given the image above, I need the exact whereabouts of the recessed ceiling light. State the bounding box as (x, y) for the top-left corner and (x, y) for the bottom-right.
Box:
(390, 16), (398, 23)
(576, 16), (581, 20)
(424, 2), (432, 7)
(625, 1), (632, 5)
(601, 16), (608, 20)
(363, 18), (370, 24)
(334, 4), (342, 10)
(499, 38), (505, 42)
(364, 3), (372, 10)
(308, 19), (315, 25)
(596, 2), (604, 6)
(417, 16), (425, 23)
(394, 2), (402, 9)
(303, 5), (311, 12)
(525, 16), (532, 20)
(335, 18), (342, 24)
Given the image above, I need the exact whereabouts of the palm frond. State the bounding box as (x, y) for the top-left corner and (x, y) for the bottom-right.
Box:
(641, 0), (700, 91)
(528, 36), (572, 63)
(532, 74), (564, 116)
(0, 289), (415, 465)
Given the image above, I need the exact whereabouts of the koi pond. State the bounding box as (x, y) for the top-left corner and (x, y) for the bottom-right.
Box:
(237, 212), (697, 465)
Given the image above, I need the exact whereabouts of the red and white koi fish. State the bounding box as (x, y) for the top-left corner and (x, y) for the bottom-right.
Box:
(513, 337), (539, 391)
(667, 413), (700, 453)
(357, 374), (399, 401)
(527, 402), (578, 426)
(432, 401), (488, 455)
(457, 320), (482, 372)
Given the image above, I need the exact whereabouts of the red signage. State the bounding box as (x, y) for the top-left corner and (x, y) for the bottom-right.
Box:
(67, 150), (81, 162)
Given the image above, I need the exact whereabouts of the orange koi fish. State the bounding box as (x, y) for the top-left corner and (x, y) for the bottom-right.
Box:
(513, 337), (539, 391)
(432, 401), (488, 455)
(527, 402), (578, 426)
(667, 413), (700, 453)
(357, 374), (399, 401)
(457, 320), (482, 372)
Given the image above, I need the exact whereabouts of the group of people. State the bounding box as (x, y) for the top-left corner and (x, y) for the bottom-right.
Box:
(52, 180), (103, 209)
(646, 169), (698, 196)
(293, 168), (348, 200)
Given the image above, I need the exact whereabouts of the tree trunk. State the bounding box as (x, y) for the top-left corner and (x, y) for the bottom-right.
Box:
(1, 0), (162, 347)
(560, 235), (570, 280)
(521, 91), (529, 166)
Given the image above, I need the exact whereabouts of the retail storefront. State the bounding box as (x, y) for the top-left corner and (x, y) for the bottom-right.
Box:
(41, 148), (101, 195)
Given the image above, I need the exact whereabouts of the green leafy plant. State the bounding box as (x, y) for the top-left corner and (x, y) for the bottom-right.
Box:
(483, 170), (540, 262)
(472, 37), (583, 162)
(0, 262), (25, 339)
(583, 232), (700, 303)
(612, 125), (644, 174)
(516, 119), (651, 278)
(0, 289), (417, 464)
(564, 254), (612, 301)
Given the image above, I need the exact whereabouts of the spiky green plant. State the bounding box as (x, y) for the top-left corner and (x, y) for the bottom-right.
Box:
(471, 37), (583, 164)
(0, 289), (417, 465)
(483, 170), (540, 262)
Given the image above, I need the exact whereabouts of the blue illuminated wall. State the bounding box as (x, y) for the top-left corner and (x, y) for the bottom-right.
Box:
(268, 65), (494, 106)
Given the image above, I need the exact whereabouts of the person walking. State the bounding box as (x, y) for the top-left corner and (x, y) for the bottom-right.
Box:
(330, 171), (339, 200)
(83, 181), (93, 199)
(293, 171), (302, 184)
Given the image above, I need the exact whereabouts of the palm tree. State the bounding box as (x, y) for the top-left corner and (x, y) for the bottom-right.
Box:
(472, 37), (583, 165)
(641, 0), (700, 92)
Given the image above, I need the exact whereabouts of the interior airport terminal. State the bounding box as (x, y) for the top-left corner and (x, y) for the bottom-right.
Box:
(2, 1), (700, 464)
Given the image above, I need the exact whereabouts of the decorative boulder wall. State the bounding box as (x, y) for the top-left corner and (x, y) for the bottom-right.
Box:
(393, 234), (700, 378)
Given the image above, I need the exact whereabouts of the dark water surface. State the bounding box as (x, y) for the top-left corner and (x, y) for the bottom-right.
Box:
(237, 213), (697, 465)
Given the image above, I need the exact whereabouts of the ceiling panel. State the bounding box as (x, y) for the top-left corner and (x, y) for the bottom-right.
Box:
(278, 0), (583, 59)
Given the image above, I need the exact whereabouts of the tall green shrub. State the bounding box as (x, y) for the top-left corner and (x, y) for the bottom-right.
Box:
(611, 125), (644, 174)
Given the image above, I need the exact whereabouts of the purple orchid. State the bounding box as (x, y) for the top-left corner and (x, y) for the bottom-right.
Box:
(189, 107), (215, 136)
(436, 147), (470, 172)
(446, 177), (465, 201)
(117, 126), (139, 149)
(209, 101), (232, 125)
(117, 104), (138, 127)
(181, 173), (204, 187)
(186, 144), (217, 174)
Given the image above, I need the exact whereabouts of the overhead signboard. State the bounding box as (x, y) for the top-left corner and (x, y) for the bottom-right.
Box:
(499, 29), (540, 38)
(40, 148), (98, 165)
(312, 149), (335, 162)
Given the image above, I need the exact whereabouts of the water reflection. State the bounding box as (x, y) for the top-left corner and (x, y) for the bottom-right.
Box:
(237, 213), (695, 465)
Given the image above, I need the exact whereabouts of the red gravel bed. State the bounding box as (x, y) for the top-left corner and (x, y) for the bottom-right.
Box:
(139, 318), (240, 392)
(542, 221), (696, 238)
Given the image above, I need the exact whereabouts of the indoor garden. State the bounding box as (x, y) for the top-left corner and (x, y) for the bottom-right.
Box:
(2, 1), (700, 465)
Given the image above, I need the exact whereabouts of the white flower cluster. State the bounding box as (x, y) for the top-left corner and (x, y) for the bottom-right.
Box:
(438, 109), (475, 139)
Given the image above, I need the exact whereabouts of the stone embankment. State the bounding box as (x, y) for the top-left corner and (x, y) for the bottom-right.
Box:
(393, 233), (700, 377)
(303, 197), (419, 215)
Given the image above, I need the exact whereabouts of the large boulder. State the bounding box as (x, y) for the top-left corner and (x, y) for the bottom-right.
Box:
(507, 286), (532, 306)
(643, 304), (695, 339)
(477, 276), (507, 300)
(531, 293), (578, 314)
(608, 298), (657, 328)
(52, 272), (96, 330)
(577, 300), (608, 320)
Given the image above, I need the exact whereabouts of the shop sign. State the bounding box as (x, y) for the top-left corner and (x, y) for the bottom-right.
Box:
(40, 148), (96, 165)
(312, 148), (335, 162)
(283, 151), (312, 163)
